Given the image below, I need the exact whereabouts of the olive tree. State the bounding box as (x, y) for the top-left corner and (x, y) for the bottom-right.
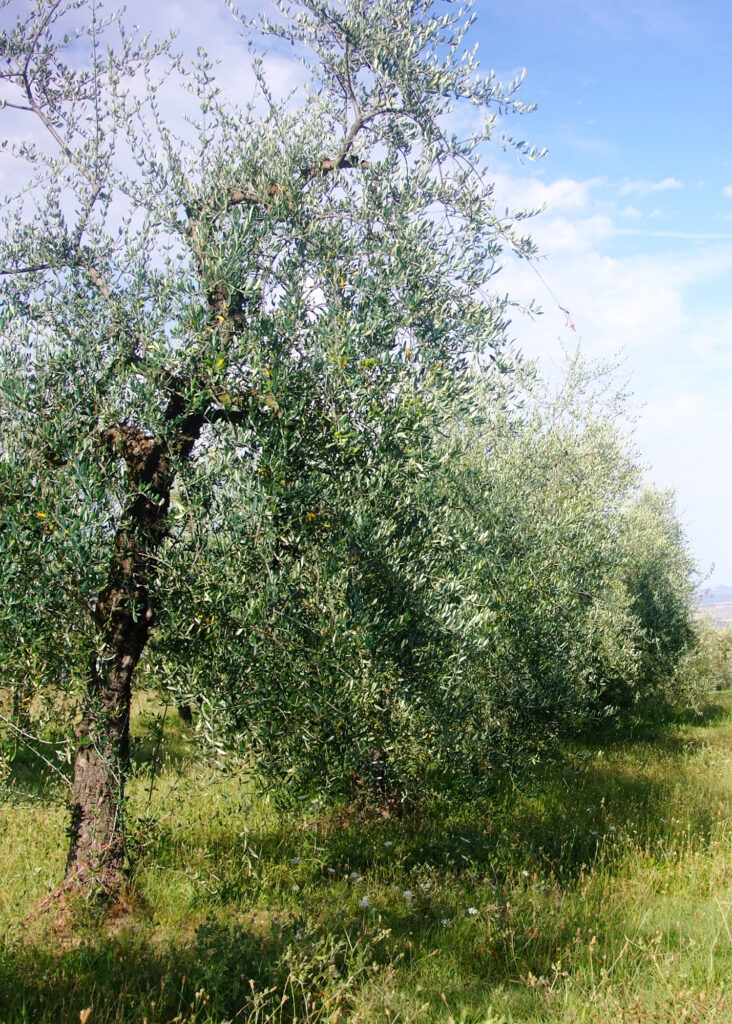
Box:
(0, 0), (539, 895)
(613, 486), (698, 715)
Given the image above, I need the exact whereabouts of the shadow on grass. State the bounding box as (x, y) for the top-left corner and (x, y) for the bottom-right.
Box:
(133, 694), (732, 910)
(130, 702), (197, 773)
(0, 911), (390, 1024)
(578, 690), (732, 746)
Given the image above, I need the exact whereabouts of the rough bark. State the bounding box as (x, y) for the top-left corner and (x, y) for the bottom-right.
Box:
(65, 642), (140, 894)
(62, 287), (242, 896)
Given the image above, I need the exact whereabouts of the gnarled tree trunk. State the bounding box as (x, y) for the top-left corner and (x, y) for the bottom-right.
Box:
(63, 406), (219, 896)
(64, 425), (176, 895)
(63, 213), (258, 897)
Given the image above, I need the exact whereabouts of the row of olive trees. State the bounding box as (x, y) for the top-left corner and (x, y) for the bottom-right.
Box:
(0, 0), (700, 903)
(144, 353), (700, 809)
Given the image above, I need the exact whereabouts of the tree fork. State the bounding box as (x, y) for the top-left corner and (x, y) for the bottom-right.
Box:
(63, 389), (255, 895)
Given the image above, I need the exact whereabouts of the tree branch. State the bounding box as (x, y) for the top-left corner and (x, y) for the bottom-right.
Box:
(1, 45), (113, 301)
(187, 153), (370, 229)
(0, 262), (53, 276)
(343, 36), (363, 122)
(0, 100), (33, 112)
(83, 260), (111, 300)
(101, 423), (160, 485)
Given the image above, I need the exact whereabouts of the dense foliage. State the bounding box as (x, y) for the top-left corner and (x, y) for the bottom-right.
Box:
(154, 356), (700, 805)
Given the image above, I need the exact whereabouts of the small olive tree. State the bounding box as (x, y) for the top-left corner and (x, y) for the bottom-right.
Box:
(0, 0), (539, 894)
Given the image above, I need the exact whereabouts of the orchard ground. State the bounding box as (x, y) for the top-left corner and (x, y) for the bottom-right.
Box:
(2, 687), (732, 1023)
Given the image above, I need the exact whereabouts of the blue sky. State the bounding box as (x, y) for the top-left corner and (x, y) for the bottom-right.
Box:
(469, 0), (732, 586)
(3, 0), (729, 584)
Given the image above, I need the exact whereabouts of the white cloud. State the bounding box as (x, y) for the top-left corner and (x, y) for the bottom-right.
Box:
(494, 171), (732, 583)
(118, 0), (309, 107)
(494, 175), (596, 213)
(619, 177), (683, 196)
(723, 184), (732, 198)
(492, 172), (606, 214)
(534, 214), (617, 254)
(617, 228), (732, 241)
(637, 381), (732, 582)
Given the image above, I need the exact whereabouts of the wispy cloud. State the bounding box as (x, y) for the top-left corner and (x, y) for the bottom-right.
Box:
(493, 170), (732, 582)
(619, 177), (683, 196)
(723, 184), (732, 198)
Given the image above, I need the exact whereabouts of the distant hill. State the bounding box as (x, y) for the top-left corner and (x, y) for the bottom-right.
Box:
(698, 585), (732, 607)
(696, 585), (732, 627)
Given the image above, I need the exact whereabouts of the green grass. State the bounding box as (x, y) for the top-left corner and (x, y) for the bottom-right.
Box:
(3, 694), (732, 1022)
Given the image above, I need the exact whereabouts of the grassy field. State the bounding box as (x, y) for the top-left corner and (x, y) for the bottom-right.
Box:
(2, 692), (732, 1023)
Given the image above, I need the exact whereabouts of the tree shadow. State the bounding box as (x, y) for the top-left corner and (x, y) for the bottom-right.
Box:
(1, 911), (387, 1023)
(580, 691), (732, 744)
(129, 701), (197, 772)
(136, 692), (732, 900)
